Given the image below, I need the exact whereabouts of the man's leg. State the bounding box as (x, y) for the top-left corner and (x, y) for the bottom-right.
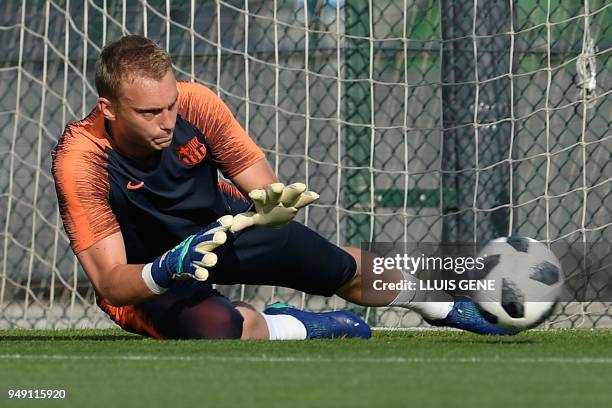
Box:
(104, 279), (367, 340)
(335, 246), (514, 335)
(334, 246), (454, 320)
(334, 246), (400, 306)
(206, 218), (510, 335)
(130, 283), (280, 340)
(127, 281), (246, 339)
(233, 302), (269, 339)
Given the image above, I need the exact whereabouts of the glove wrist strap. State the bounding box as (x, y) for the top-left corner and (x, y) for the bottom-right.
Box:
(142, 262), (168, 294)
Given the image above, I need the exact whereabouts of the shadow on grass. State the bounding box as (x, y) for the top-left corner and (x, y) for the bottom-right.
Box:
(0, 334), (145, 342)
(428, 338), (535, 345)
(374, 331), (536, 345)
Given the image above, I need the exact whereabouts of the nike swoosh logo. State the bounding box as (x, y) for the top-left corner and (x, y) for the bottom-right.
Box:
(127, 181), (145, 190)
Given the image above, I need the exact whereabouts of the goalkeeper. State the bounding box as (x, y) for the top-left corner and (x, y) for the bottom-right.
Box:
(52, 35), (510, 340)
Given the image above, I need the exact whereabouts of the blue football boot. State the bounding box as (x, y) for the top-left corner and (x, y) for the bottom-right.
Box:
(264, 302), (372, 339)
(425, 297), (517, 336)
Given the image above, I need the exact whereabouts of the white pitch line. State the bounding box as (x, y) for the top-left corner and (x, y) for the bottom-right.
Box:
(1, 354), (612, 365)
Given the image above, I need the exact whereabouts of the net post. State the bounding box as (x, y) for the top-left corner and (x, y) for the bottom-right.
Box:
(345, 1), (372, 246)
(440, 0), (515, 242)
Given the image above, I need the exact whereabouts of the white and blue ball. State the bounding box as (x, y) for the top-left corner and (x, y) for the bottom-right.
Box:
(472, 236), (564, 332)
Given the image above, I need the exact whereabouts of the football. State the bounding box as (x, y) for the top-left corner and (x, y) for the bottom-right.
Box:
(471, 236), (564, 332)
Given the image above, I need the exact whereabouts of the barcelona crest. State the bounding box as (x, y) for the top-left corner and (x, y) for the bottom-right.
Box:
(176, 136), (207, 166)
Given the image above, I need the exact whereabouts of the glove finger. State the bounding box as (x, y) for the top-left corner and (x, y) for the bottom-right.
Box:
(293, 191), (320, 209)
(280, 183), (306, 207)
(193, 267), (209, 281)
(192, 251), (218, 267)
(229, 212), (257, 233)
(195, 230), (227, 252)
(265, 183), (284, 206)
(248, 189), (267, 213)
(203, 215), (233, 234)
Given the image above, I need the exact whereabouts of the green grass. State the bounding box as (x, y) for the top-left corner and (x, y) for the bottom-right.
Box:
(1, 329), (611, 407)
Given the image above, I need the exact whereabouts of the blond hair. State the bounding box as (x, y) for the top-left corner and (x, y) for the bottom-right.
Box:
(95, 35), (172, 100)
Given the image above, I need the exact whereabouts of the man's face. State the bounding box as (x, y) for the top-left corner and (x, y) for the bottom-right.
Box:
(111, 69), (179, 152)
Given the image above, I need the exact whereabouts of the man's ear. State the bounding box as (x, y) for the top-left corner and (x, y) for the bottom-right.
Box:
(97, 97), (117, 120)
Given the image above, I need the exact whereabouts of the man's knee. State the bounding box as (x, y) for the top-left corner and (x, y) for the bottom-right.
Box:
(177, 298), (244, 340)
(335, 246), (360, 295)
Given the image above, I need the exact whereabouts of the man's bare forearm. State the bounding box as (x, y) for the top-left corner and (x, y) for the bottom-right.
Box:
(231, 159), (278, 194)
(95, 263), (158, 306)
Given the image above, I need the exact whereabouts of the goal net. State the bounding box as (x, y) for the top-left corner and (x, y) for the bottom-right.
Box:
(0, 0), (610, 329)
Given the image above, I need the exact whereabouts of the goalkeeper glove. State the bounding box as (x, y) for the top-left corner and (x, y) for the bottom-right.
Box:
(142, 215), (233, 294)
(230, 182), (319, 233)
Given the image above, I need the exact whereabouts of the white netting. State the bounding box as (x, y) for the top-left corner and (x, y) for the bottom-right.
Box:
(0, 0), (610, 329)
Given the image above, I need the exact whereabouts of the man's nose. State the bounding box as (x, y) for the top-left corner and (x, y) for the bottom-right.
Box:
(160, 109), (174, 131)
